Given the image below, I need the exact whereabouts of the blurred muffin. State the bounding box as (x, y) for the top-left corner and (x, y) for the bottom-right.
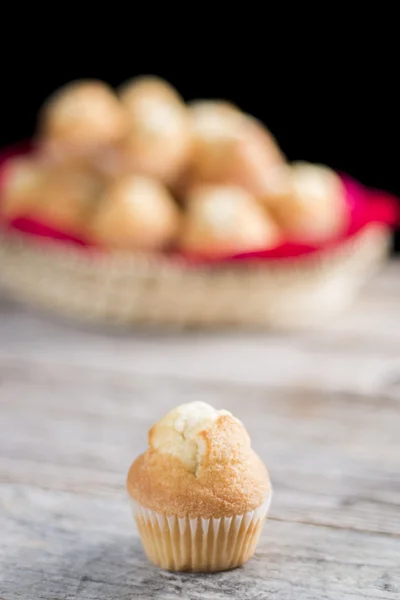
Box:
(0, 155), (47, 220)
(262, 161), (349, 244)
(29, 165), (105, 236)
(37, 79), (127, 166)
(185, 100), (243, 181)
(181, 100), (285, 198)
(119, 75), (183, 108)
(127, 401), (272, 572)
(117, 75), (191, 185)
(90, 173), (180, 251)
(240, 114), (287, 192)
(179, 184), (281, 257)
(90, 145), (128, 179)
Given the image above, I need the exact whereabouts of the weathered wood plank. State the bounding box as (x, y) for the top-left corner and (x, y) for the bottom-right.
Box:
(1, 327), (400, 397)
(1, 261), (400, 598)
(1, 485), (399, 600)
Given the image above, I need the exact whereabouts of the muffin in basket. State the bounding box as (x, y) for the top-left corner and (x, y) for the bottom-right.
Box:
(262, 161), (349, 243)
(36, 79), (127, 169)
(117, 75), (192, 186)
(127, 401), (272, 572)
(181, 100), (285, 198)
(89, 173), (180, 251)
(0, 156), (106, 238)
(180, 183), (281, 258)
(0, 155), (47, 220)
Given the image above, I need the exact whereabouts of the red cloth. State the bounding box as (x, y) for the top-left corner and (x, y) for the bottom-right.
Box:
(1, 142), (399, 265)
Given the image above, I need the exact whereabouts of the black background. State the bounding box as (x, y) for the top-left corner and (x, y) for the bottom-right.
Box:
(1, 20), (399, 252)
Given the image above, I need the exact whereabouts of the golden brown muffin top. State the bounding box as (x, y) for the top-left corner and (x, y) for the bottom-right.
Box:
(127, 401), (271, 518)
(89, 173), (180, 251)
(262, 161), (348, 243)
(179, 184), (281, 257)
(38, 79), (127, 146)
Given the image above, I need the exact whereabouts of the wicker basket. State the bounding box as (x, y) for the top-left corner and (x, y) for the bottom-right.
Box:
(0, 224), (391, 330)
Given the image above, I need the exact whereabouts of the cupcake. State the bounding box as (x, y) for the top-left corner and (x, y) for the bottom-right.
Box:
(179, 184), (281, 258)
(117, 75), (191, 186)
(37, 79), (127, 167)
(182, 100), (285, 198)
(262, 161), (349, 244)
(89, 173), (180, 251)
(127, 401), (272, 572)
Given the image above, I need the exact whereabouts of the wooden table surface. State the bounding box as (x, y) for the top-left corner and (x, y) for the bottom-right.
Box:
(1, 261), (399, 600)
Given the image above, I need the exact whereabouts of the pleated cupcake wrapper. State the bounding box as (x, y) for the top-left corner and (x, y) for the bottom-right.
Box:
(130, 496), (272, 572)
(0, 224), (391, 329)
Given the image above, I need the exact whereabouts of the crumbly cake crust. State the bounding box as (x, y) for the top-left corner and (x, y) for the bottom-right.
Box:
(127, 404), (271, 518)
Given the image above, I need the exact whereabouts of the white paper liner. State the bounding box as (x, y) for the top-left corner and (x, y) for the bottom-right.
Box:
(130, 495), (272, 572)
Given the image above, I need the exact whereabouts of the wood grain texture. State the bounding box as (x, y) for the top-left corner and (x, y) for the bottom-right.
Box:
(1, 261), (400, 599)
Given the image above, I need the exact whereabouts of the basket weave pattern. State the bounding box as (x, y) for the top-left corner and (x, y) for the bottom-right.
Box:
(0, 224), (391, 329)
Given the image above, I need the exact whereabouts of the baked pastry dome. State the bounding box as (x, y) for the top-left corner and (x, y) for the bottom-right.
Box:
(29, 164), (105, 235)
(90, 173), (180, 251)
(127, 400), (271, 519)
(179, 184), (281, 257)
(38, 80), (127, 152)
(1, 155), (47, 219)
(118, 75), (191, 185)
(185, 100), (285, 197)
(262, 161), (349, 243)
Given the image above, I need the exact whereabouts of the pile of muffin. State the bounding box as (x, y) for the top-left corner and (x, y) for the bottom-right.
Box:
(1, 75), (350, 257)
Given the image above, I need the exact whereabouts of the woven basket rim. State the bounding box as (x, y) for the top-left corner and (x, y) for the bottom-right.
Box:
(0, 223), (392, 329)
(0, 221), (391, 275)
